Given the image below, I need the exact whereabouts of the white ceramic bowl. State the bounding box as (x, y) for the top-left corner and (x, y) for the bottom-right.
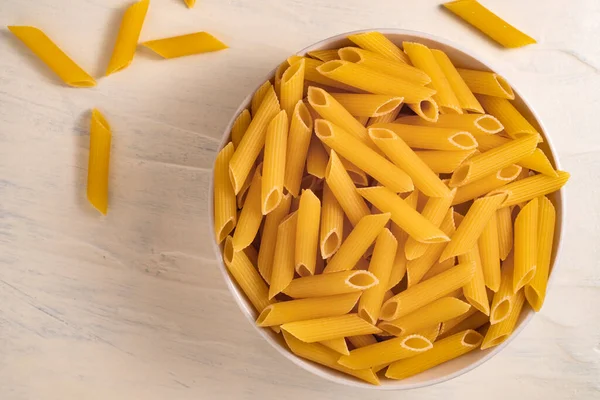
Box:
(209, 29), (565, 389)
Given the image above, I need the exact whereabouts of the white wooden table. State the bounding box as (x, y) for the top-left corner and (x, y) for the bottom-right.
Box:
(1, 0), (599, 398)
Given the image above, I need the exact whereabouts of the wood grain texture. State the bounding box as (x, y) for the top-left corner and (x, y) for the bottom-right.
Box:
(1, 0), (599, 399)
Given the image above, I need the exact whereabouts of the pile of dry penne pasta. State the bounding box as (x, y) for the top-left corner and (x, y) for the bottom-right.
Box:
(214, 31), (569, 385)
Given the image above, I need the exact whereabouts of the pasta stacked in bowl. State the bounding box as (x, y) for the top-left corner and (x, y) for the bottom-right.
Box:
(210, 30), (568, 388)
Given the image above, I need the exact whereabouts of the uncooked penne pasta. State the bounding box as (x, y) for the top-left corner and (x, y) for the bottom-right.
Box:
(338, 333), (433, 370)
(295, 189), (321, 277)
(450, 135), (538, 187)
(274, 61), (289, 96)
(457, 68), (514, 99)
(440, 311), (488, 340)
(358, 229), (398, 324)
(257, 292), (360, 326)
(284, 101), (313, 196)
(320, 338), (349, 355)
(280, 59), (305, 122)
(397, 113), (503, 136)
(231, 109), (251, 148)
(323, 213), (391, 273)
(141, 32), (227, 58)
(478, 212), (501, 292)
(281, 314), (381, 343)
(330, 93), (404, 117)
(370, 123), (478, 151)
(490, 254), (515, 324)
(262, 110), (288, 214)
(525, 196), (555, 311)
(8, 26), (96, 87)
(488, 171), (570, 208)
(315, 120), (414, 193)
(439, 306), (477, 336)
(496, 206), (514, 261)
(307, 49), (339, 62)
(356, 186), (449, 244)
(348, 31), (409, 63)
(306, 137), (329, 179)
(387, 192), (417, 290)
(440, 193), (506, 262)
(320, 183), (344, 259)
(519, 149), (558, 177)
(348, 335), (378, 349)
(251, 81), (273, 117)
(269, 212), (298, 298)
(367, 103), (403, 126)
(258, 194), (292, 283)
(236, 163), (257, 209)
(292, 57), (354, 90)
(443, 0), (536, 48)
(476, 95), (539, 139)
(282, 331), (380, 385)
(317, 61), (436, 103)
(341, 157), (369, 187)
(380, 261), (476, 321)
(431, 49), (483, 113)
(232, 168), (263, 251)
(325, 151), (371, 226)
(513, 198), (538, 292)
(386, 330), (483, 379)
(458, 244), (490, 315)
(86, 109), (112, 215)
(415, 149), (477, 174)
(452, 164), (522, 205)
(106, 0), (149, 75)
(337, 47), (430, 85)
(229, 86), (280, 194)
(481, 290), (525, 349)
(403, 41), (462, 114)
(420, 258), (457, 283)
(406, 98), (439, 123)
(378, 297), (471, 337)
(283, 269), (378, 298)
(368, 128), (451, 197)
(183, 0), (195, 8)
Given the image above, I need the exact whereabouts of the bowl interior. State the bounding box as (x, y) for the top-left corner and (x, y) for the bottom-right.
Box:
(210, 29), (565, 390)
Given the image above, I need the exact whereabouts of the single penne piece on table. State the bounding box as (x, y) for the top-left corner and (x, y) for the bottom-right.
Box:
(295, 189), (321, 277)
(513, 198), (539, 292)
(370, 123), (477, 151)
(106, 0), (149, 75)
(347, 31), (409, 63)
(452, 164), (522, 205)
(268, 212), (298, 298)
(329, 93), (404, 117)
(457, 68), (515, 99)
(231, 109), (251, 148)
(281, 314), (381, 343)
(284, 101), (314, 197)
(478, 212), (501, 292)
(396, 113), (503, 135)
(141, 32), (228, 58)
(232, 168), (263, 251)
(458, 244), (490, 315)
(261, 110), (288, 214)
(488, 171), (569, 208)
(481, 290), (526, 349)
(283, 269), (378, 298)
(415, 149), (477, 174)
(258, 194), (292, 284)
(87, 109), (112, 214)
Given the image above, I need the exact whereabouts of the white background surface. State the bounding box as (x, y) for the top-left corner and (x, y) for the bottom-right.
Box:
(1, 0), (599, 399)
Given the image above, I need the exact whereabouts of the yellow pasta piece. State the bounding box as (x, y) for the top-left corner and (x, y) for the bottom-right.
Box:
(306, 137), (329, 179)
(323, 213), (391, 273)
(251, 81), (273, 117)
(378, 297), (471, 337)
(356, 187), (450, 244)
(106, 0), (149, 75)
(386, 191), (418, 289)
(315, 120), (413, 193)
(368, 128), (451, 197)
(450, 135), (538, 187)
(380, 261), (476, 321)
(458, 245), (490, 315)
(513, 198), (538, 292)
(348, 335), (377, 349)
(367, 103), (404, 126)
(232, 169), (263, 251)
(295, 189), (321, 277)
(183, 0), (195, 8)
(404, 190), (456, 261)
(267, 211), (298, 298)
(307, 49), (339, 62)
(420, 258), (457, 283)
(489, 171), (569, 208)
(274, 61), (289, 96)
(229, 86), (280, 194)
(355, 116), (370, 126)
(371, 123), (477, 151)
(280, 59), (305, 122)
(320, 338), (349, 355)
(457, 68), (514, 99)
(325, 151), (371, 226)
(243, 244), (259, 267)
(281, 314), (381, 342)
(406, 98), (440, 123)
(348, 32), (409, 63)
(440, 310), (488, 339)
(431, 49), (483, 113)
(284, 269), (377, 299)
(291, 56), (355, 91)
(481, 290), (525, 349)
(519, 149), (558, 177)
(8, 26), (96, 87)
(443, 0), (536, 48)
(257, 194), (292, 284)
(282, 331), (380, 385)
(439, 307), (477, 336)
(338, 333), (433, 370)
(141, 32), (227, 58)
(262, 110), (288, 214)
(236, 163), (256, 209)
(496, 207), (514, 261)
(403, 42), (462, 114)
(525, 196), (555, 311)
(317, 61), (436, 103)
(224, 238), (273, 314)
(338, 47), (430, 85)
(257, 292), (360, 326)
(213, 142), (236, 242)
(341, 157), (369, 187)
(479, 212), (501, 292)
(320, 183), (344, 259)
(440, 194), (507, 262)
(476, 95), (539, 139)
(358, 229), (398, 324)
(283, 101), (313, 197)
(386, 330), (483, 379)
(87, 109), (112, 215)
(489, 253), (515, 324)
(415, 149), (477, 174)
(329, 93), (404, 117)
(453, 164), (522, 205)
(397, 113), (503, 136)
(230, 109), (251, 148)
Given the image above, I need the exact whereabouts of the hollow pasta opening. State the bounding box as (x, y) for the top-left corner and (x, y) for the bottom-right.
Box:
(317, 60), (344, 74)
(338, 48), (362, 63)
(296, 264), (312, 277)
(463, 330), (483, 346)
(525, 286), (541, 311)
(282, 59), (304, 83)
(515, 269), (536, 291)
(475, 114), (503, 134)
(347, 271), (378, 289)
(358, 309), (376, 325)
(374, 99), (404, 116)
(347, 170), (369, 187)
(410, 99), (438, 122)
(451, 164), (471, 187)
(380, 301), (398, 320)
(321, 230), (341, 259)
(491, 298), (511, 324)
(449, 132), (477, 150)
(379, 323), (404, 337)
(497, 165), (522, 181)
(307, 87), (329, 107)
(255, 305), (274, 326)
(368, 128), (395, 140)
(263, 189), (282, 215)
(403, 336), (432, 351)
(223, 236), (235, 266)
(494, 75), (515, 99)
(296, 102), (313, 130)
(314, 119), (334, 139)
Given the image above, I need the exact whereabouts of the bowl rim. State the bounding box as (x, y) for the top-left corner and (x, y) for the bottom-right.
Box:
(208, 28), (566, 390)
